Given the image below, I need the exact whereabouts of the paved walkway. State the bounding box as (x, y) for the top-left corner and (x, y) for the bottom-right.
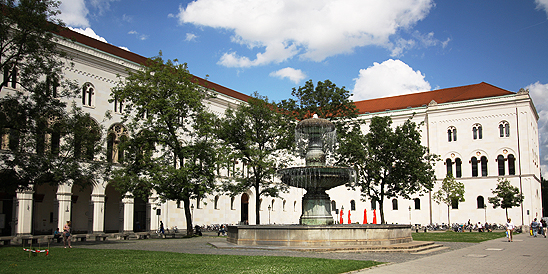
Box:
(72, 232), (547, 273)
(357, 232), (548, 274)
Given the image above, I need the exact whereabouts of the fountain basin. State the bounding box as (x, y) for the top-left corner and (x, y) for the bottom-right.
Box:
(227, 224), (412, 247)
(278, 166), (355, 190)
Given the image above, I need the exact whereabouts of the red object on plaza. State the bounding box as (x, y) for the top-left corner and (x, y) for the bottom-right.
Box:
(340, 209), (344, 224)
(373, 209), (377, 224)
(348, 210), (351, 224)
(363, 209), (368, 224)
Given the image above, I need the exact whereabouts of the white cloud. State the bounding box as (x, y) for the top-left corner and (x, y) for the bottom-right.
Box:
(351, 59), (431, 101)
(526, 82), (548, 178)
(89, 0), (119, 16)
(178, 0), (435, 68)
(536, 0), (548, 17)
(69, 27), (108, 43)
(58, 0), (89, 27)
(128, 30), (148, 41)
(269, 67), (306, 84)
(185, 33), (198, 42)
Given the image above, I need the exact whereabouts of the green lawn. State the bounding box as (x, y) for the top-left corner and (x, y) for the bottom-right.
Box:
(0, 247), (382, 274)
(412, 231), (507, 243)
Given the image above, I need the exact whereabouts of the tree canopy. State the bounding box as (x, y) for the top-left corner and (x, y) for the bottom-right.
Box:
(218, 92), (293, 224)
(488, 178), (524, 220)
(110, 54), (218, 235)
(432, 173), (465, 225)
(341, 115), (438, 224)
(0, 0), (105, 192)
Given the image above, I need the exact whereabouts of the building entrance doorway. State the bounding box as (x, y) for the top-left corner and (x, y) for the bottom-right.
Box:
(241, 193), (249, 224)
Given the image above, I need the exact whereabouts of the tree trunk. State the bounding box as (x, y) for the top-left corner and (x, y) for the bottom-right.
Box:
(505, 208), (508, 221)
(379, 197), (385, 224)
(183, 197), (193, 236)
(447, 205), (451, 225)
(255, 183), (261, 225)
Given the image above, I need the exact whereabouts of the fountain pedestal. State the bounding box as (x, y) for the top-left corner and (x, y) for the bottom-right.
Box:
(300, 190), (333, 225)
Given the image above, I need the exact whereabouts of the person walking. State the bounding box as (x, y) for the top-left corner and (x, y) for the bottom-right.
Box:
(506, 218), (515, 242)
(63, 221), (72, 248)
(540, 219), (547, 237)
(159, 221), (165, 238)
(531, 218), (539, 237)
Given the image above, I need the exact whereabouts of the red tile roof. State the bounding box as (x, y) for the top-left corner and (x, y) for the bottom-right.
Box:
(354, 82), (514, 114)
(56, 28), (514, 112)
(56, 27), (252, 103)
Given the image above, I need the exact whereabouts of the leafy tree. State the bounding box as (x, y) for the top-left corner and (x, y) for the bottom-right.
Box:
(432, 174), (465, 225)
(217, 93), (293, 224)
(277, 79), (363, 168)
(488, 178), (524, 220)
(343, 116), (438, 224)
(110, 54), (218, 235)
(0, 0), (105, 192)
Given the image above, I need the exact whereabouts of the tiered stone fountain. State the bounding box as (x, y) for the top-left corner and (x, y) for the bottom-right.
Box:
(227, 115), (411, 247)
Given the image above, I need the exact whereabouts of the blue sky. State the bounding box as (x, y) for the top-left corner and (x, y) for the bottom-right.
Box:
(58, 0), (548, 177)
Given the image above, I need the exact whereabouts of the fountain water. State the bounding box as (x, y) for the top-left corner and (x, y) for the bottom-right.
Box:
(226, 115), (412, 247)
(277, 114), (355, 225)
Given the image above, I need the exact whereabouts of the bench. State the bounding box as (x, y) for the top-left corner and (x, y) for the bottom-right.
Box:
(135, 232), (150, 239)
(46, 235), (63, 243)
(94, 234), (108, 241)
(72, 234), (87, 242)
(20, 236), (39, 246)
(0, 236), (14, 246)
(115, 233), (131, 240)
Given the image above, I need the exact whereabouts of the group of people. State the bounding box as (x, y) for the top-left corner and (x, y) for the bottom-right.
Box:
(530, 218), (547, 238)
(53, 220), (73, 248)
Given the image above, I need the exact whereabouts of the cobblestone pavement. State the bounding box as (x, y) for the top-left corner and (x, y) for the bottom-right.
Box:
(73, 232), (475, 264)
(356, 232), (548, 273)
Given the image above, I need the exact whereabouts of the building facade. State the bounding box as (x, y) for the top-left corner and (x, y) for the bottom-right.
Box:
(0, 28), (541, 236)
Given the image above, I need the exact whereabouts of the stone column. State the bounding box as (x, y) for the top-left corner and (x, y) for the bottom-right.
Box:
(90, 194), (105, 233)
(121, 196), (134, 233)
(56, 185), (72, 231)
(15, 189), (34, 236)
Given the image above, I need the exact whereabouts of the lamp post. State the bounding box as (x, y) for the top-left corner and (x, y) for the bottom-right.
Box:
(268, 205), (272, 224)
(409, 206), (412, 225)
(191, 204), (194, 225)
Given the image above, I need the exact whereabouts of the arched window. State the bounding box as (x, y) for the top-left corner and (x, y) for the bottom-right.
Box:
(230, 197), (235, 210)
(499, 121), (510, 137)
(350, 200), (356, 211)
(371, 199), (377, 210)
(446, 158), (453, 176)
(283, 200), (286, 211)
(258, 198), (262, 211)
(107, 124), (128, 163)
(451, 198), (459, 209)
(414, 198), (421, 210)
(82, 83), (95, 107)
(481, 156), (488, 176)
(271, 199), (275, 211)
(455, 158), (462, 178)
(3, 64), (17, 88)
(392, 199), (398, 210)
(471, 157), (478, 177)
(214, 195), (219, 210)
(74, 116), (100, 160)
(477, 196), (485, 209)
(497, 155), (505, 176)
(472, 124), (482, 140)
(113, 96), (123, 113)
(331, 200), (337, 211)
(508, 154), (516, 175)
(447, 126), (457, 142)
(293, 201), (297, 212)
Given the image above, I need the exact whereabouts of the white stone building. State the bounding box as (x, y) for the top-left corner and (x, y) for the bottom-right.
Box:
(0, 28), (541, 236)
